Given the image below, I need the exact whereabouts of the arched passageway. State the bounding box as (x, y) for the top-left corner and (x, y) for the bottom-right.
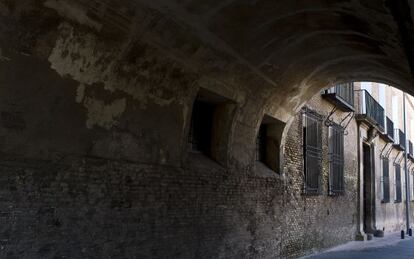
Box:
(1, 0), (414, 258)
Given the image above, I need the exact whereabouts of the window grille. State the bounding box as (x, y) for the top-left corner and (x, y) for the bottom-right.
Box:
(329, 124), (344, 195)
(303, 109), (323, 194)
(382, 158), (390, 203)
(395, 164), (402, 203)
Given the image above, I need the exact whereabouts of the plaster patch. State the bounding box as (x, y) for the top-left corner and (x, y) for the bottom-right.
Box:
(48, 23), (178, 108)
(44, 0), (102, 30)
(83, 97), (126, 129)
(76, 84), (86, 103)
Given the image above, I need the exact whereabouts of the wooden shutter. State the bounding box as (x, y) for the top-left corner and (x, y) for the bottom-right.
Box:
(382, 158), (390, 203)
(395, 164), (402, 202)
(303, 110), (322, 194)
(329, 124), (344, 195)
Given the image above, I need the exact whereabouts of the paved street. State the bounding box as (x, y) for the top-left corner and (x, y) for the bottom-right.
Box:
(304, 233), (414, 259)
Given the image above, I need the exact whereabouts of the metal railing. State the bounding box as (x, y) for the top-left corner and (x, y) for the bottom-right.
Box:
(324, 83), (355, 107)
(355, 90), (385, 130)
(385, 116), (394, 140)
(394, 129), (406, 150)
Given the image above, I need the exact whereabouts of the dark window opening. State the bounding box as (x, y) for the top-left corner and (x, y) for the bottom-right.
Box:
(187, 88), (237, 164)
(329, 124), (344, 195)
(395, 164), (402, 203)
(256, 124), (267, 162)
(188, 100), (214, 156)
(382, 158), (390, 203)
(363, 143), (374, 234)
(255, 115), (286, 173)
(303, 109), (322, 195)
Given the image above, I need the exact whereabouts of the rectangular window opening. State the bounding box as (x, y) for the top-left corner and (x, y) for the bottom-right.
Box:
(188, 100), (214, 156)
(256, 124), (267, 163)
(395, 164), (402, 203)
(255, 115), (286, 173)
(382, 158), (390, 203)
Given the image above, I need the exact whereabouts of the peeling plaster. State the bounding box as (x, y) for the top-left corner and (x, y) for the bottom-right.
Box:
(48, 23), (189, 109)
(44, 0), (102, 30)
(76, 84), (86, 103)
(83, 97), (126, 129)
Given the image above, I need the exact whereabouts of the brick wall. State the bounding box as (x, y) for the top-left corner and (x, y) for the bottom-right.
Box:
(0, 91), (362, 258)
(279, 94), (359, 257)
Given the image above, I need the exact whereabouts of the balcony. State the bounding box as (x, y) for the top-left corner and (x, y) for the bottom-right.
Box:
(393, 129), (406, 151)
(409, 141), (414, 160)
(380, 116), (394, 143)
(355, 90), (385, 131)
(322, 83), (355, 112)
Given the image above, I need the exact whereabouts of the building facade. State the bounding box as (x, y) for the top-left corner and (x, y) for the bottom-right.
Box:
(273, 82), (414, 256)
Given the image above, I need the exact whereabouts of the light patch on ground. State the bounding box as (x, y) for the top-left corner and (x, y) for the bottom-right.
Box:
(83, 97), (126, 129)
(44, 0), (102, 30)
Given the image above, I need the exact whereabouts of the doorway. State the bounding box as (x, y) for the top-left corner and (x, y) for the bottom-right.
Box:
(363, 143), (375, 234)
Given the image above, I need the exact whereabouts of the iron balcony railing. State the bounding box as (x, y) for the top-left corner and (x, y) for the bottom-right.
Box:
(355, 90), (385, 131)
(386, 117), (394, 140)
(381, 116), (394, 143)
(393, 129), (406, 151)
(322, 83), (355, 111)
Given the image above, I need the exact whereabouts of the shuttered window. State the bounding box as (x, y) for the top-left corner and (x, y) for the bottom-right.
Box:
(303, 109), (322, 194)
(395, 164), (402, 203)
(382, 158), (390, 203)
(329, 124), (344, 195)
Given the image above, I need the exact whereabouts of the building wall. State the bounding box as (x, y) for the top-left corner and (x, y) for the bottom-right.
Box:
(279, 81), (414, 251)
(354, 82), (414, 234)
(278, 89), (359, 256)
(374, 135), (407, 233)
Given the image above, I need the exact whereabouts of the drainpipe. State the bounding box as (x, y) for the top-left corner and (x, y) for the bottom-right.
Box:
(403, 92), (411, 233)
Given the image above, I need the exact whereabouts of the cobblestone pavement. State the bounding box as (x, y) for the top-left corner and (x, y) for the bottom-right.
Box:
(304, 232), (414, 259)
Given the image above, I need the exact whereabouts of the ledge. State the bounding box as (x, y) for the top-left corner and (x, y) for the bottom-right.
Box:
(321, 93), (355, 112)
